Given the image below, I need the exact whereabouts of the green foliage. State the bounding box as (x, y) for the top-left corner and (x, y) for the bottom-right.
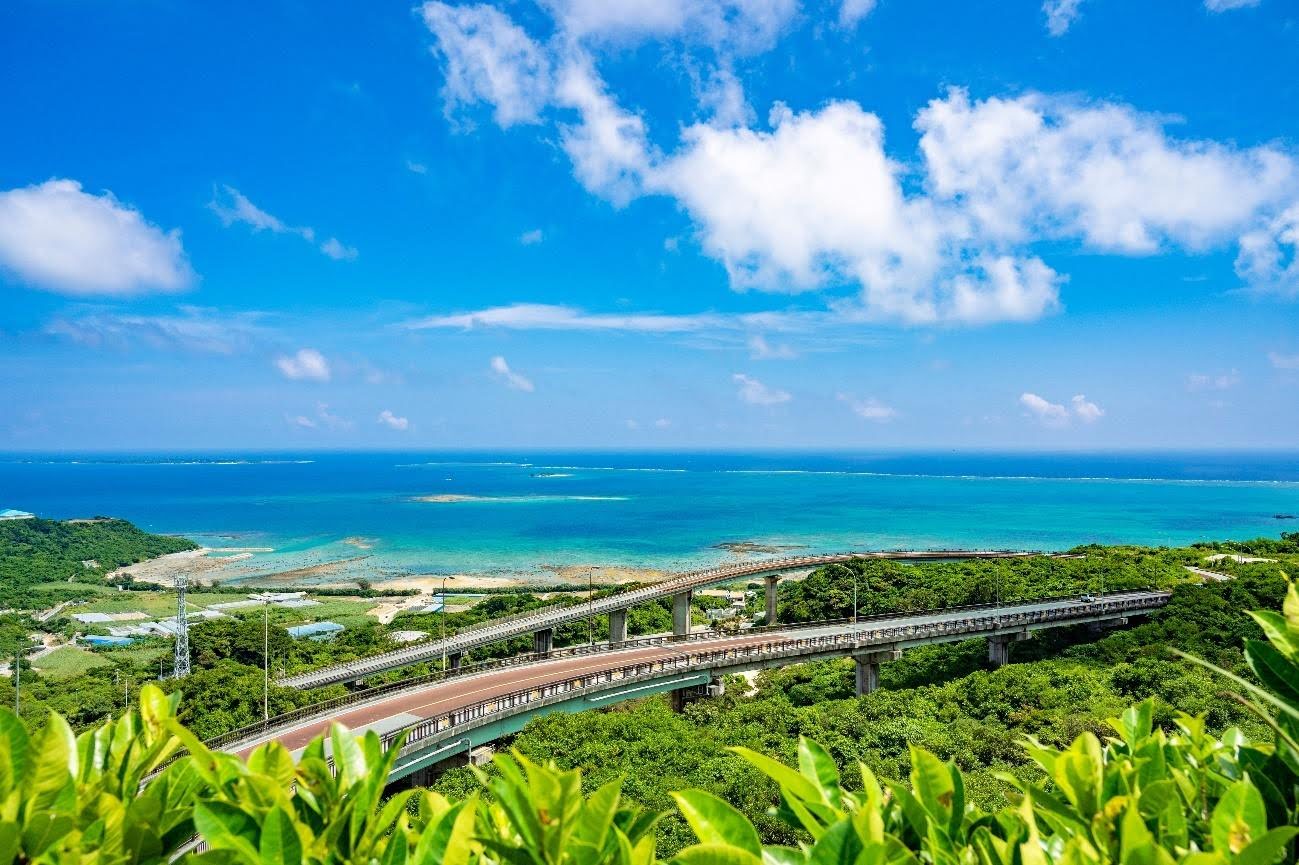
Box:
(0, 517), (197, 608)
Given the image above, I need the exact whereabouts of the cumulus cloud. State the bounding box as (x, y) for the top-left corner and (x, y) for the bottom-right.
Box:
(838, 0), (877, 28)
(1187, 370), (1240, 391)
(520, 228), (544, 245)
(654, 417), (672, 428)
(1043, 0), (1084, 35)
(210, 185), (356, 261)
(45, 306), (265, 354)
(377, 409), (410, 430)
(289, 402), (351, 431)
(1205, 0), (1259, 10)
(838, 394), (897, 422)
(275, 348), (332, 382)
(1236, 204), (1299, 297)
(490, 355), (535, 391)
(422, 2), (551, 126)
(1269, 351), (1299, 370)
(733, 372), (791, 405)
(1019, 392), (1070, 427)
(0, 179), (191, 296)
(1020, 392), (1104, 426)
(916, 89), (1294, 254)
(421, 3), (1299, 329)
(1071, 394), (1104, 423)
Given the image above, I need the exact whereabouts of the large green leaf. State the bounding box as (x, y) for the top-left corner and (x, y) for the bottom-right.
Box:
(0, 711), (29, 798)
(729, 747), (823, 803)
(259, 807), (301, 865)
(671, 790), (764, 857)
(23, 711), (76, 815)
(797, 738), (842, 809)
(194, 801), (262, 864)
(1211, 779), (1267, 855)
(672, 843), (764, 865)
(1244, 640), (1299, 704)
(1237, 826), (1299, 865)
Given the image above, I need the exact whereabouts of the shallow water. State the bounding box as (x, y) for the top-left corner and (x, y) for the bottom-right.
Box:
(2, 451), (1297, 583)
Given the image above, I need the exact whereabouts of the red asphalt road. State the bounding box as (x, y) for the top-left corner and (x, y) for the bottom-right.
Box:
(233, 633), (765, 757)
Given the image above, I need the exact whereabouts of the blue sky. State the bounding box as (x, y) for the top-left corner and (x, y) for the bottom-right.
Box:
(1, 0), (1297, 451)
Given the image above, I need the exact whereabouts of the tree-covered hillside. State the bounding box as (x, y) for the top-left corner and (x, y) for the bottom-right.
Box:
(0, 517), (197, 608)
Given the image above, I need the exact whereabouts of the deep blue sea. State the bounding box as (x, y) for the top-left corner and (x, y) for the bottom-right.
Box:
(2, 451), (1297, 584)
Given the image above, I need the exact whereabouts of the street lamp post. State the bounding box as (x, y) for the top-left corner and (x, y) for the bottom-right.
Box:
(588, 570), (594, 646)
(440, 576), (452, 672)
(852, 572), (858, 624)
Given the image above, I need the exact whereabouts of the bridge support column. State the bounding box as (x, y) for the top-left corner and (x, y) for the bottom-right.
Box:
(672, 591), (692, 640)
(608, 608), (628, 645)
(987, 630), (1030, 668)
(1087, 616), (1128, 635)
(671, 675), (724, 712)
(448, 652), (463, 672)
(533, 628), (554, 656)
(764, 575), (779, 625)
(854, 648), (901, 696)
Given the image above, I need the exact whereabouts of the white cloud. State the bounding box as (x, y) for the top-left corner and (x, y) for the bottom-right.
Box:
(320, 237), (358, 261)
(947, 256), (1062, 324)
(748, 333), (796, 359)
(409, 302), (742, 333)
(406, 160), (429, 174)
(421, 2), (551, 126)
(377, 409), (410, 430)
(555, 55), (654, 205)
(654, 417), (672, 428)
(290, 415), (317, 429)
(1187, 370), (1240, 391)
(210, 185), (356, 261)
(1019, 392), (1070, 427)
(275, 348), (332, 382)
(1020, 391), (1103, 426)
(289, 402), (351, 431)
(490, 355), (535, 391)
(733, 372), (790, 405)
(1205, 0), (1259, 10)
(917, 89), (1294, 254)
(45, 306), (265, 354)
(1043, 0), (1084, 35)
(541, 0), (798, 53)
(1236, 203), (1299, 297)
(624, 419), (640, 430)
(520, 228), (544, 245)
(0, 179), (191, 296)
(1071, 394), (1104, 423)
(1269, 351), (1299, 370)
(838, 394), (897, 422)
(838, 0), (877, 28)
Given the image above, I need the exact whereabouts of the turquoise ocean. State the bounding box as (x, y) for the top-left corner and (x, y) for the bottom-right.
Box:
(2, 451), (1297, 585)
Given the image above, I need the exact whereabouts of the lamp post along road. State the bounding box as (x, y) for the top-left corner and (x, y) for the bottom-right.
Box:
(263, 600), (270, 721)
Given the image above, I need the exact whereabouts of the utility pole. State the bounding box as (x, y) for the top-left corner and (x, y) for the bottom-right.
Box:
(588, 570), (594, 645)
(13, 652), (19, 715)
(852, 572), (858, 624)
(440, 576), (449, 672)
(173, 574), (191, 678)
(263, 599), (270, 721)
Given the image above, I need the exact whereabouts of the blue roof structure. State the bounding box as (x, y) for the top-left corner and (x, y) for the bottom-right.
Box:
(286, 621), (345, 640)
(82, 635), (134, 648)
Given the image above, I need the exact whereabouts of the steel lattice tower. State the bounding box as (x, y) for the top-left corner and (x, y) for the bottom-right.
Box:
(173, 574), (191, 678)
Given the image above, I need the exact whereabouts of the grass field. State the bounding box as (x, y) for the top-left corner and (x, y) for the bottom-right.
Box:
(32, 645), (111, 678)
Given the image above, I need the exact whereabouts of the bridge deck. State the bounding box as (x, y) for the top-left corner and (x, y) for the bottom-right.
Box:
(234, 591), (1167, 765)
(279, 549), (1041, 689)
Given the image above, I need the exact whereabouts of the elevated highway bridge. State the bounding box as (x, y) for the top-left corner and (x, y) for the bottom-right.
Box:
(229, 590), (1169, 783)
(279, 549), (1043, 689)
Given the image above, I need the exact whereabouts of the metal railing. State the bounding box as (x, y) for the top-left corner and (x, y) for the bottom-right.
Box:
(218, 591), (1166, 755)
(377, 592), (1168, 761)
(278, 549), (1043, 688)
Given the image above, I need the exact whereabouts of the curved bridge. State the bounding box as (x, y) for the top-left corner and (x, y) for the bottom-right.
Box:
(234, 590), (1167, 781)
(279, 549), (1041, 689)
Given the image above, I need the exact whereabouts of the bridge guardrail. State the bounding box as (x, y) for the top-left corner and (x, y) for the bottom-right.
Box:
(278, 549), (1043, 688)
(380, 593), (1168, 761)
(218, 591), (1166, 756)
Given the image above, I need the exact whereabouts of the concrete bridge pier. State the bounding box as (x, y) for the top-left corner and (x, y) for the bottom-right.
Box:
(764, 575), (779, 625)
(670, 675), (725, 712)
(672, 590), (692, 640)
(987, 630), (1030, 668)
(854, 648), (902, 696)
(533, 627), (554, 656)
(448, 652), (463, 672)
(608, 608), (628, 645)
(1088, 616), (1128, 635)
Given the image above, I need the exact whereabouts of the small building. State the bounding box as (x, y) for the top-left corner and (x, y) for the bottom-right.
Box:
(0, 509), (34, 521)
(82, 634), (134, 648)
(286, 621), (345, 641)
